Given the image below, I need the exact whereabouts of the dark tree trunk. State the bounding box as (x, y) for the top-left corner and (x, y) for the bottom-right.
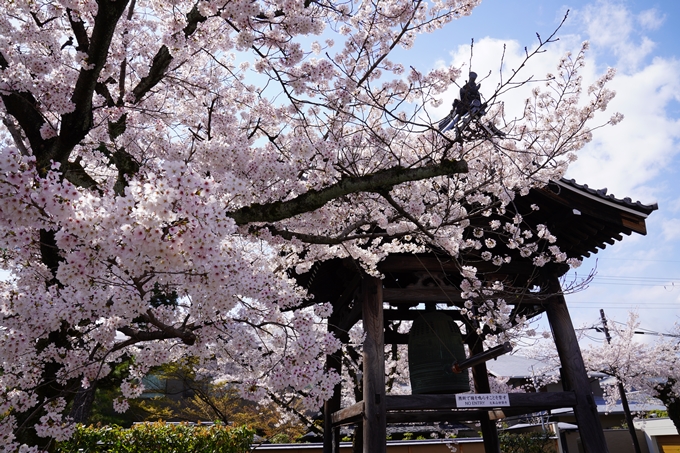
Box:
(69, 382), (98, 424)
(656, 379), (680, 434)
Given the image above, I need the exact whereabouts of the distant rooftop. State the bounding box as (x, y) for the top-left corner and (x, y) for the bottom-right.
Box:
(485, 354), (606, 380)
(485, 354), (558, 380)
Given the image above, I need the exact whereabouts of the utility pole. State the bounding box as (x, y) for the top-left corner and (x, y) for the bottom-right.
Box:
(600, 309), (642, 453)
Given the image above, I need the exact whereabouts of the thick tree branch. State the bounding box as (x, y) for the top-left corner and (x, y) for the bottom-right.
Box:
(259, 225), (402, 244)
(48, 0), (130, 168)
(39, 230), (63, 283)
(131, 45), (173, 103)
(117, 317), (196, 347)
(183, 4), (208, 37)
(67, 9), (90, 52)
(229, 159), (468, 225)
(0, 51), (53, 162)
(2, 116), (29, 156)
(95, 81), (116, 108)
(131, 5), (207, 103)
(62, 158), (100, 190)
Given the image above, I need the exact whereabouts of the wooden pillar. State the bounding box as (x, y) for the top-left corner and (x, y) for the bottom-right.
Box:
(361, 276), (386, 453)
(323, 348), (342, 453)
(353, 424), (363, 453)
(544, 276), (609, 453)
(469, 336), (501, 453)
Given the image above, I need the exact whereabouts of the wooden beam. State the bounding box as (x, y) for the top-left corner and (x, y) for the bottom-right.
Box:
(361, 276), (386, 453)
(384, 392), (576, 411)
(382, 287), (463, 303)
(331, 401), (364, 426)
(385, 406), (565, 423)
(544, 276), (609, 453)
(384, 309), (466, 321)
(621, 213), (646, 234)
(353, 424), (363, 453)
(379, 254), (541, 276)
(383, 330), (409, 345)
(334, 392), (578, 426)
(382, 287), (551, 307)
(384, 329), (473, 345)
(386, 410), (489, 423)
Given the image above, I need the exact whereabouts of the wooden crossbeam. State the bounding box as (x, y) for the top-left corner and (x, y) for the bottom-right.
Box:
(331, 401), (364, 425)
(384, 309), (466, 321)
(331, 392), (577, 426)
(378, 255), (541, 276)
(385, 392), (576, 411)
(382, 287), (463, 303)
(382, 287), (546, 306)
(385, 407), (556, 423)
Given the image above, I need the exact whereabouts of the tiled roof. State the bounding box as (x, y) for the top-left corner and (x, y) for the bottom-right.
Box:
(557, 178), (658, 216)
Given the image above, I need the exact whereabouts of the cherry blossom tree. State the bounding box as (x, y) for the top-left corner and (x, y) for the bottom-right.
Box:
(524, 312), (680, 431)
(0, 0), (621, 449)
(581, 313), (680, 432)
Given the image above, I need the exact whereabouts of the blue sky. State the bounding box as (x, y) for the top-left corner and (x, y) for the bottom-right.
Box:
(414, 0), (680, 338)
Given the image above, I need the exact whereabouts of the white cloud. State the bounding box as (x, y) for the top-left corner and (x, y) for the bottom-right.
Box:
(567, 57), (680, 201)
(638, 8), (666, 31)
(580, 1), (634, 49)
(441, 36), (579, 120)
(666, 197), (680, 214)
(435, 1), (680, 336)
(552, 2), (680, 204)
(660, 218), (680, 242)
(442, 31), (680, 204)
(574, 0), (657, 71)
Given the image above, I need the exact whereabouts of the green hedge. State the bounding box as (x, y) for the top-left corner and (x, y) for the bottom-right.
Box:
(498, 431), (556, 453)
(56, 422), (254, 453)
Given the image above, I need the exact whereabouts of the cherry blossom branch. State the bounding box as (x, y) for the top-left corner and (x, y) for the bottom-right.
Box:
(50, 0), (130, 165)
(131, 5), (210, 103)
(267, 390), (324, 435)
(1, 116), (29, 156)
(256, 224), (405, 245)
(229, 159), (468, 225)
(379, 190), (437, 240)
(488, 11), (569, 102)
(116, 314), (197, 348)
(66, 9), (89, 52)
(0, 54), (52, 165)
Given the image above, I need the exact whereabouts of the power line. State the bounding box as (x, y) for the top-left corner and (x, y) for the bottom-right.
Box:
(594, 274), (680, 280)
(566, 302), (680, 309)
(592, 275), (680, 280)
(587, 282), (677, 286)
(577, 326), (680, 338)
(562, 275), (680, 289)
(588, 258), (680, 264)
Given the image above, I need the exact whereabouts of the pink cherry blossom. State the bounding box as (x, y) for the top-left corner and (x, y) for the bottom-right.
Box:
(0, 0), (623, 449)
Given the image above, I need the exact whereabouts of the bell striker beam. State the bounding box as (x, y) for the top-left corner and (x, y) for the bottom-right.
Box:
(361, 276), (386, 453)
(544, 276), (609, 453)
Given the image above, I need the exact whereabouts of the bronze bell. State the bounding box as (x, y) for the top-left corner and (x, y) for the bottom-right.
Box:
(408, 311), (470, 394)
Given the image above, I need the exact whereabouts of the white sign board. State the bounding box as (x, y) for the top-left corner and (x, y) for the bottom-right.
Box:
(455, 393), (510, 407)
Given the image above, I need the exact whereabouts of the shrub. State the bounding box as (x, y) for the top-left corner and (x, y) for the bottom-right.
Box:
(56, 422), (254, 453)
(498, 431), (556, 453)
